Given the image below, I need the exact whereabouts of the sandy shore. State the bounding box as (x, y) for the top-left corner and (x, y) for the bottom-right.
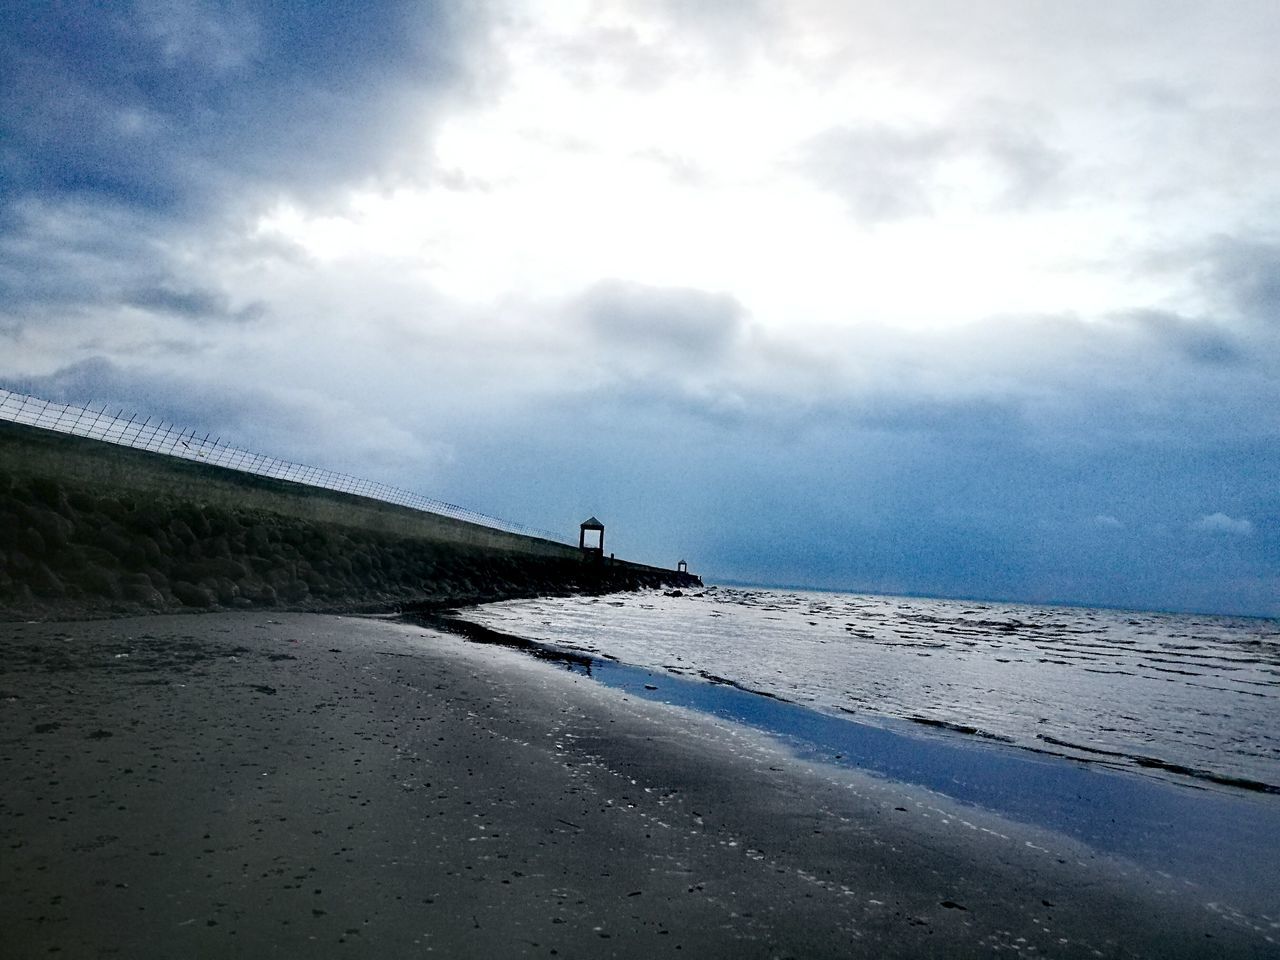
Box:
(1, 613), (1272, 958)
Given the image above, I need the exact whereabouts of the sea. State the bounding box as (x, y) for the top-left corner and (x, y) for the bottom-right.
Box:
(447, 585), (1280, 912)
(456, 585), (1280, 796)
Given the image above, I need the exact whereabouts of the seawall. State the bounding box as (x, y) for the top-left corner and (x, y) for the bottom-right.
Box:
(0, 420), (700, 620)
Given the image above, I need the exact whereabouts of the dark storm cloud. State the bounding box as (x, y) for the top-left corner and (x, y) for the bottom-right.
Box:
(0, 0), (486, 216)
(0, 1), (488, 343)
(0, 200), (155, 313)
(0, 199), (262, 329)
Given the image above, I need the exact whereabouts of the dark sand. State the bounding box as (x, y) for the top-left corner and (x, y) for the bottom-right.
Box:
(1, 613), (1274, 958)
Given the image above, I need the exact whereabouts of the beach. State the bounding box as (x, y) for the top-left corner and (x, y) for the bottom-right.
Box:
(2, 611), (1271, 958)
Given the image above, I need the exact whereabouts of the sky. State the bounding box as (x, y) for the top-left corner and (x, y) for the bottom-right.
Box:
(1, 1), (1277, 616)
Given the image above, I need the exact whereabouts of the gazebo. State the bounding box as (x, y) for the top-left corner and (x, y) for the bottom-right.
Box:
(579, 516), (604, 555)
(677, 559), (688, 573)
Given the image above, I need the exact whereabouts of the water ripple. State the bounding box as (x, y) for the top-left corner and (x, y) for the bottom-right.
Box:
(459, 587), (1280, 795)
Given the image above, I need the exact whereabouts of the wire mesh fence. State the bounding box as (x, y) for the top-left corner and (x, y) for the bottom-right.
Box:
(0, 387), (571, 545)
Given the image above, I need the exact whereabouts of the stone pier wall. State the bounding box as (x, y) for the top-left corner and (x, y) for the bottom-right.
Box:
(0, 421), (700, 620)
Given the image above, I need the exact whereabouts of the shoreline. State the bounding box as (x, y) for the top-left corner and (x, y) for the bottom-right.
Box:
(2, 611), (1274, 957)
(422, 607), (1280, 918)
(448, 589), (1280, 798)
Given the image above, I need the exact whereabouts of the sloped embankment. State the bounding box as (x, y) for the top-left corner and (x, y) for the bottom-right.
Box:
(0, 421), (696, 620)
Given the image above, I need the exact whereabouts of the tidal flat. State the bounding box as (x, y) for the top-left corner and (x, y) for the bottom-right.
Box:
(1, 612), (1273, 958)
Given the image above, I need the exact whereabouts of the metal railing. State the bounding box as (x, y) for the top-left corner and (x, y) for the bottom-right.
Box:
(0, 387), (570, 545)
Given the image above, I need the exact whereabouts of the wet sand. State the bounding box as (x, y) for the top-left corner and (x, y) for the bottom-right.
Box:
(1, 613), (1273, 958)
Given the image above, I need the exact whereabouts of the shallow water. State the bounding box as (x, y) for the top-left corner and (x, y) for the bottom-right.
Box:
(547, 654), (1280, 913)
(456, 586), (1280, 795)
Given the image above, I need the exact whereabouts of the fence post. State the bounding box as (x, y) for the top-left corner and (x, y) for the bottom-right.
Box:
(69, 402), (90, 435)
(117, 412), (137, 445)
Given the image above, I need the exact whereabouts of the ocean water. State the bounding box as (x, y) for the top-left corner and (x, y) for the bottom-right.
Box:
(455, 586), (1280, 796)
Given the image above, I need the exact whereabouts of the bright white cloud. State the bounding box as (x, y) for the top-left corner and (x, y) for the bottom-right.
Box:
(252, 0), (1280, 343)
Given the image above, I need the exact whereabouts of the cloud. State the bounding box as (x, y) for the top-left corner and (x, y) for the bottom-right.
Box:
(0, 198), (267, 354)
(1194, 513), (1254, 536)
(14, 355), (451, 480)
(0, 1), (490, 218)
(1126, 310), (1246, 367)
(0, 199), (163, 315)
(798, 116), (1064, 221)
(573, 279), (747, 365)
(123, 285), (265, 324)
(3, 1), (1280, 616)
(799, 125), (952, 221)
(1204, 236), (1280, 323)
(543, 23), (687, 93)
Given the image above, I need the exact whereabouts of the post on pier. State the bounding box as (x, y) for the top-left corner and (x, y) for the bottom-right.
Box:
(579, 516), (605, 561)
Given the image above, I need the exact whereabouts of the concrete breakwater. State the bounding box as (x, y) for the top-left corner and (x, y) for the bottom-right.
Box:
(0, 421), (699, 620)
